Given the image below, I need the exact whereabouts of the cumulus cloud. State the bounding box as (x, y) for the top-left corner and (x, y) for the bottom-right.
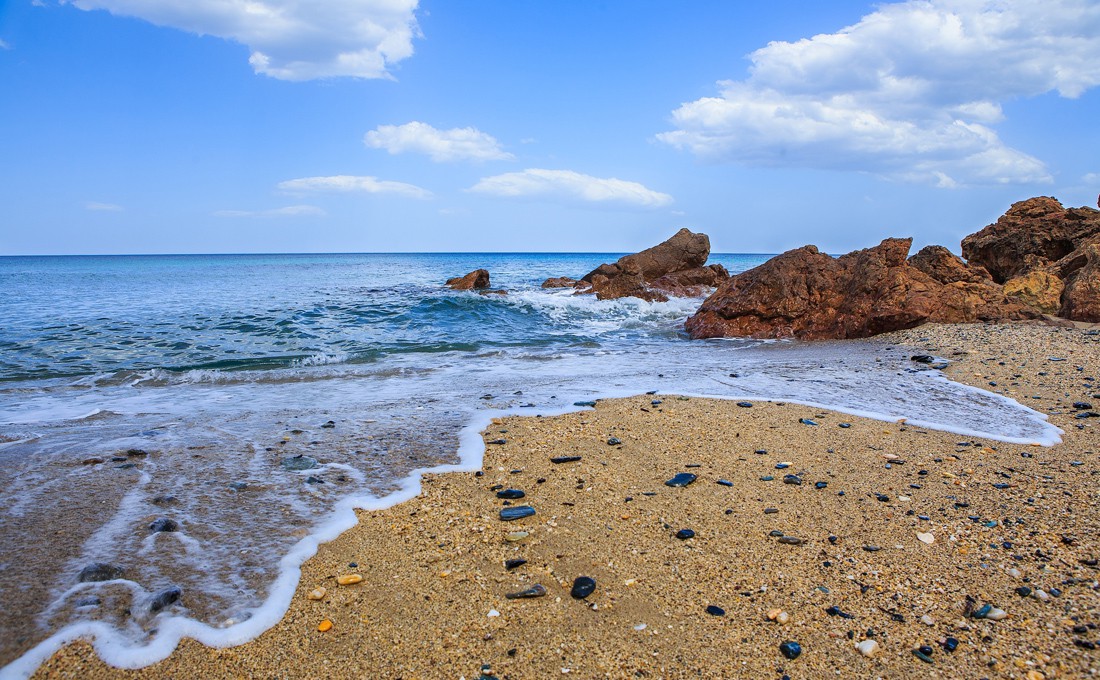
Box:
(277, 174), (432, 199)
(1083, 172), (1100, 185)
(213, 205), (326, 218)
(469, 169), (673, 209)
(364, 122), (514, 162)
(62, 0), (420, 81)
(85, 201), (124, 211)
(658, 0), (1100, 187)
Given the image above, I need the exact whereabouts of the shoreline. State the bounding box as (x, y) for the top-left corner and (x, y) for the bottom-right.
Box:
(26, 322), (1100, 678)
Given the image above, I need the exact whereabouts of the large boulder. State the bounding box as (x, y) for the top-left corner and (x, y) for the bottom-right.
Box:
(961, 196), (1100, 321)
(961, 197), (1100, 282)
(542, 228), (726, 301)
(908, 245), (991, 284)
(445, 269), (490, 290)
(685, 238), (1038, 340)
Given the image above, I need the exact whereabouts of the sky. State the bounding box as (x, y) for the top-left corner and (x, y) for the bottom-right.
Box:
(1, 0), (1098, 255)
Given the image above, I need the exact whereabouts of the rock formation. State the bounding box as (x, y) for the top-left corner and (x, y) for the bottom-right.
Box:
(542, 228), (728, 302)
(445, 269), (490, 290)
(685, 238), (1037, 340)
(962, 197), (1100, 321)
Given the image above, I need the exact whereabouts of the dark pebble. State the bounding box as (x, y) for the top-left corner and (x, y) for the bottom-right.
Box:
(115, 463), (136, 469)
(306, 476), (324, 484)
(550, 456), (582, 464)
(862, 545), (881, 552)
(573, 401), (596, 407)
(736, 402), (753, 408)
(760, 475), (774, 481)
(149, 518), (179, 533)
(504, 559), (527, 570)
(76, 597), (101, 607)
(487, 439), (507, 445)
(1072, 402), (1093, 410)
(912, 649), (934, 663)
(943, 637), (958, 652)
(229, 482), (248, 491)
(504, 584), (547, 599)
(675, 529), (695, 540)
(149, 586), (182, 613)
(607, 437), (622, 446)
(499, 506), (536, 521)
(814, 481), (828, 489)
(825, 606), (854, 619)
(783, 474), (802, 485)
(705, 605), (725, 616)
(775, 462), (790, 469)
(778, 536), (803, 545)
(838, 423), (851, 428)
(779, 641), (802, 660)
(875, 493), (890, 502)
(281, 455), (318, 471)
(1015, 586), (1032, 597)
(716, 479), (733, 487)
(126, 449), (148, 457)
(665, 472), (697, 487)
(918, 645), (934, 656)
(151, 495), (177, 506)
(798, 418), (818, 426)
(496, 489), (526, 499)
(321, 420), (335, 428)
(769, 530), (784, 536)
(764, 508), (779, 514)
(571, 576), (596, 599)
(78, 563), (124, 583)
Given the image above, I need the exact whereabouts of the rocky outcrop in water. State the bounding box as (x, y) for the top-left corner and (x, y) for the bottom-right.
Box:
(961, 197), (1100, 321)
(685, 238), (1038, 340)
(445, 269), (490, 290)
(542, 228), (727, 302)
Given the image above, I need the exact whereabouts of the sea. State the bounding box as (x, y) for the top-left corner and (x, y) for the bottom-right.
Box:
(0, 252), (1061, 677)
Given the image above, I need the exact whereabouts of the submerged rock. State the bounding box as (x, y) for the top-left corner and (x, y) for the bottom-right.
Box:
(282, 455), (318, 471)
(78, 563), (124, 583)
(148, 518), (179, 533)
(445, 269), (490, 290)
(149, 586), (182, 613)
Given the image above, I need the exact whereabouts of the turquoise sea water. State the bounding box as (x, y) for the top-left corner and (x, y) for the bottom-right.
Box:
(0, 253), (1061, 676)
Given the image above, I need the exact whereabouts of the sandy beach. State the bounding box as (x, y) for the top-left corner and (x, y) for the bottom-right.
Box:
(32, 322), (1100, 679)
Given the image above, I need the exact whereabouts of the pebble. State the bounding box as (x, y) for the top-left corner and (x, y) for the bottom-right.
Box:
(550, 456), (582, 464)
(675, 529), (696, 540)
(229, 482), (248, 491)
(798, 418), (818, 426)
(307, 587), (327, 600)
(779, 640), (802, 660)
(716, 479), (733, 487)
(77, 563), (123, 583)
(736, 402), (753, 408)
(336, 574), (363, 585)
(943, 637), (959, 652)
(782, 474), (802, 485)
(500, 506), (536, 521)
(862, 545), (881, 552)
(838, 423), (851, 428)
(496, 489), (526, 499)
(149, 586), (182, 613)
(814, 481), (828, 489)
(607, 437), (622, 446)
(775, 462), (790, 469)
(921, 614), (935, 626)
(759, 475), (774, 481)
(916, 532), (934, 544)
(665, 472), (697, 487)
(705, 605), (725, 616)
(856, 639), (879, 657)
(570, 576), (596, 599)
(317, 619), (332, 632)
(778, 536), (803, 545)
(912, 649), (934, 663)
(764, 508), (779, 514)
(573, 401), (596, 407)
(487, 609), (501, 617)
(505, 559), (527, 570)
(505, 531), (529, 542)
(148, 518), (179, 533)
(505, 584), (547, 599)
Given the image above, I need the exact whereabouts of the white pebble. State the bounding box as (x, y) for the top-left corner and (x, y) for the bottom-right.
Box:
(633, 623), (647, 631)
(921, 614), (935, 626)
(916, 532), (935, 545)
(856, 639), (879, 657)
(1033, 589), (1050, 602)
(1007, 567), (1022, 578)
(487, 609), (500, 618)
(986, 608), (1007, 621)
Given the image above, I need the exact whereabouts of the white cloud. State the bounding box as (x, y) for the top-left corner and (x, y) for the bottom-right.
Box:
(277, 174), (432, 199)
(62, 0), (420, 81)
(1083, 172), (1100, 185)
(0, 38), (10, 50)
(214, 205), (326, 218)
(85, 201), (124, 211)
(658, 0), (1100, 187)
(469, 169), (673, 209)
(364, 122), (514, 162)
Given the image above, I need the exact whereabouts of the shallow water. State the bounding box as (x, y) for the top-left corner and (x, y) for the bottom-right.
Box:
(0, 253), (1061, 677)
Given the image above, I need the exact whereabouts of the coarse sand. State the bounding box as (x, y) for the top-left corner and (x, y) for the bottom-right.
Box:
(32, 322), (1100, 679)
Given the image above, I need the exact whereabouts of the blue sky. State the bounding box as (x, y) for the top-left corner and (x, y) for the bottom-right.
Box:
(1, 0), (1098, 255)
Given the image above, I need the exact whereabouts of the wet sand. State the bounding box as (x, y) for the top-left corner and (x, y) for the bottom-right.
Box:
(32, 322), (1100, 679)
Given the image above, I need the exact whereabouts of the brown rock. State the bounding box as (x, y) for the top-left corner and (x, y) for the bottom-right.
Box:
(1058, 236), (1100, 321)
(1003, 270), (1064, 315)
(445, 269), (490, 290)
(650, 264), (731, 298)
(578, 228), (715, 300)
(541, 277), (578, 289)
(961, 197), (1100, 283)
(908, 245), (991, 284)
(685, 238), (1037, 340)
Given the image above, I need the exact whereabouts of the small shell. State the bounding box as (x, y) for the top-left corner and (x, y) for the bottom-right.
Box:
(336, 574), (363, 585)
(856, 639), (879, 657)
